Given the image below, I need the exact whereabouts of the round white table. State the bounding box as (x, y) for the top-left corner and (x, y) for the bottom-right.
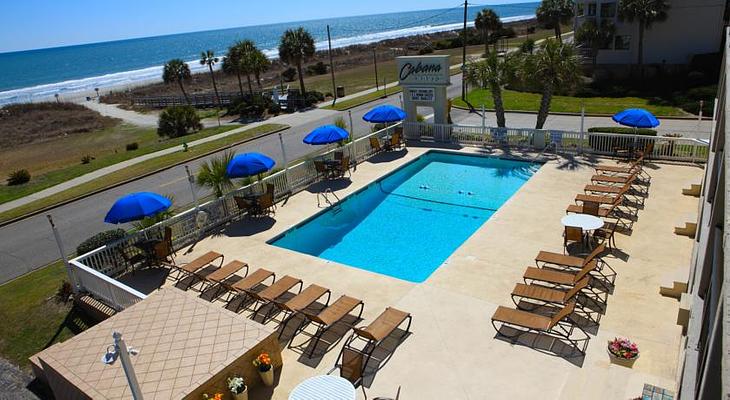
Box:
(561, 214), (604, 231)
(289, 375), (356, 400)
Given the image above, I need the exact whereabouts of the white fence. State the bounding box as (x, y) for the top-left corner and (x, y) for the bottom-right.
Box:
(69, 123), (400, 309)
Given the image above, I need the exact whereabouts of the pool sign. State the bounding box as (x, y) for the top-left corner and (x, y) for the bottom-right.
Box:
(397, 55), (450, 86)
(408, 88), (435, 102)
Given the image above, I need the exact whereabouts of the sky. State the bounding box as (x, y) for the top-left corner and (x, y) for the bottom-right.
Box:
(0, 0), (531, 53)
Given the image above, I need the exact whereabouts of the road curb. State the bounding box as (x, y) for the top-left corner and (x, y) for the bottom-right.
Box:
(451, 104), (711, 121)
(0, 125), (290, 228)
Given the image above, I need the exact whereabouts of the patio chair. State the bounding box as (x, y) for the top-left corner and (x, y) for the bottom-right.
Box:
(244, 275), (303, 319)
(233, 195), (256, 216)
(345, 307), (411, 368)
(491, 301), (590, 355)
(328, 347), (368, 399)
(292, 295), (364, 356)
(566, 197), (622, 218)
(335, 156), (351, 178)
(314, 160), (329, 179)
(274, 284), (332, 338)
(370, 137), (383, 154)
(224, 268), (276, 305)
(199, 260), (248, 294)
(169, 251), (224, 283)
(390, 132), (403, 150)
(510, 277), (603, 324)
(535, 243), (607, 270)
(593, 221), (619, 251)
(563, 226), (584, 254)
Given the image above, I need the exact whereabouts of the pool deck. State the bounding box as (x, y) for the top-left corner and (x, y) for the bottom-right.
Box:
(163, 145), (703, 399)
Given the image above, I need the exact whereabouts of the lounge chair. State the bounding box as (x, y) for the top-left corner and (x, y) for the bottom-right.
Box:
(224, 268), (276, 305)
(346, 307), (411, 367)
(292, 295), (364, 356)
(275, 284), (332, 338)
(591, 171), (640, 186)
(169, 251), (224, 283)
(370, 137), (383, 154)
(535, 243), (607, 270)
(525, 256), (616, 289)
(575, 190), (626, 206)
(510, 278), (603, 325)
(566, 197), (622, 218)
(244, 275), (303, 318)
(199, 260), (248, 294)
(595, 156), (643, 174)
(491, 301), (589, 355)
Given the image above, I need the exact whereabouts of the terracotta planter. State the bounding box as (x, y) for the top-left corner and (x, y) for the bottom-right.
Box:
(259, 367), (274, 386)
(233, 387), (249, 400)
(608, 349), (638, 368)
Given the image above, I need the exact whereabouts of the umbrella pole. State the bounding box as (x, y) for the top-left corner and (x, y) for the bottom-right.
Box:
(278, 131), (291, 192)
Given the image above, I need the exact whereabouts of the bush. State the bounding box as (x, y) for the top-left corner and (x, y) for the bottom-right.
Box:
(157, 105), (202, 138)
(333, 116), (348, 130)
(282, 67), (297, 82)
(306, 61), (328, 75)
(228, 94), (273, 119)
(268, 102), (281, 116)
(81, 154), (93, 164)
(125, 142), (139, 151)
(587, 127), (657, 135)
(305, 91), (325, 106)
(76, 229), (126, 256)
(7, 169), (30, 185)
(418, 47), (434, 55)
(520, 38), (536, 54)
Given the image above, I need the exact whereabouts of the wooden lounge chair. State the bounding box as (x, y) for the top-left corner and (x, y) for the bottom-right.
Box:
(292, 295), (364, 356)
(535, 243), (607, 270)
(591, 171), (640, 186)
(199, 260), (248, 294)
(224, 268), (276, 305)
(274, 284), (331, 338)
(584, 180), (634, 195)
(510, 278), (603, 325)
(575, 190), (626, 206)
(491, 301), (590, 355)
(370, 137), (383, 154)
(244, 275), (303, 318)
(595, 157), (643, 175)
(346, 307), (411, 367)
(169, 251), (224, 283)
(525, 257), (616, 289)
(566, 197), (621, 218)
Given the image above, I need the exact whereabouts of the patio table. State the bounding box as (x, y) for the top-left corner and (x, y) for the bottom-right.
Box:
(561, 214), (604, 249)
(289, 375), (356, 400)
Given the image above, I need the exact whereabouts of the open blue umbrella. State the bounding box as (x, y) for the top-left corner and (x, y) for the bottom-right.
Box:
(226, 152), (275, 178)
(363, 104), (407, 123)
(612, 108), (660, 128)
(105, 192), (172, 224)
(303, 125), (349, 145)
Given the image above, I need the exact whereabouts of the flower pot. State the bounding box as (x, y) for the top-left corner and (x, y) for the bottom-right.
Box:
(233, 387), (249, 400)
(608, 349), (638, 368)
(258, 367), (274, 386)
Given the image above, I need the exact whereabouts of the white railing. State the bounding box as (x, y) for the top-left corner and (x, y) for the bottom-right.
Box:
(70, 248), (147, 311)
(403, 122), (709, 163)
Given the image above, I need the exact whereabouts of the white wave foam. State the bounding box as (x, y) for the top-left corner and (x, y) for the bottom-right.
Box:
(0, 14), (534, 106)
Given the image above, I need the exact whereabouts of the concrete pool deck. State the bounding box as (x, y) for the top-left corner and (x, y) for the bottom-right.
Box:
(164, 145), (703, 399)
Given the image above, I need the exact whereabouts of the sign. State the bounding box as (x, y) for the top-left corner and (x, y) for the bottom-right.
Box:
(408, 88), (435, 102)
(397, 55), (450, 86)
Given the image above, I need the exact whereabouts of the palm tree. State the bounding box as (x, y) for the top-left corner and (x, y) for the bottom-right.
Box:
(536, 0), (575, 43)
(519, 40), (581, 129)
(278, 27), (316, 95)
(234, 40), (257, 96)
(465, 53), (515, 127)
(200, 50), (221, 105)
(162, 59), (192, 104)
(474, 9), (503, 56)
(223, 45), (245, 97)
(251, 50), (271, 89)
(618, 0), (669, 70)
(196, 150), (234, 198)
(575, 19), (615, 66)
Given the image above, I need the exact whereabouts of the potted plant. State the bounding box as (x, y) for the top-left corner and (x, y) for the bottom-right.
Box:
(607, 337), (639, 368)
(202, 393), (223, 400)
(252, 352), (274, 386)
(227, 376), (248, 400)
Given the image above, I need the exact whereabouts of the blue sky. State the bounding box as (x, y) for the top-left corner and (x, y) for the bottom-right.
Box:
(1, 0), (530, 53)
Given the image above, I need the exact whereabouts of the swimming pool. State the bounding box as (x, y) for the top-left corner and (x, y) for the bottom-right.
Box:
(270, 151), (540, 282)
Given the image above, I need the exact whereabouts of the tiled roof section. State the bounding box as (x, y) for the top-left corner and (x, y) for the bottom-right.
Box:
(35, 288), (274, 400)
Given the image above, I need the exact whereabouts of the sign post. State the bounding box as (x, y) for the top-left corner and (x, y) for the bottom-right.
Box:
(397, 55), (451, 125)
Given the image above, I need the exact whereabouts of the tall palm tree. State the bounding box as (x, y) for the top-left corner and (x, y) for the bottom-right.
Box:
(536, 0), (575, 43)
(223, 45), (245, 97)
(162, 59), (192, 104)
(200, 50), (221, 105)
(519, 40), (580, 129)
(251, 50), (271, 89)
(618, 0), (669, 69)
(575, 19), (615, 66)
(465, 53), (515, 127)
(234, 40), (257, 96)
(196, 150), (234, 198)
(474, 9), (503, 56)
(278, 27), (316, 95)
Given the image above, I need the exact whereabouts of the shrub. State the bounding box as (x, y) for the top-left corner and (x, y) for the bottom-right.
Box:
(7, 169), (30, 185)
(333, 116), (348, 131)
(305, 91), (325, 106)
(76, 229), (126, 256)
(157, 105), (202, 138)
(268, 102), (281, 116)
(81, 154), (93, 164)
(418, 47), (434, 55)
(306, 61), (328, 75)
(282, 67), (297, 82)
(416, 114), (426, 122)
(587, 127), (657, 135)
(520, 38), (536, 54)
(125, 142), (139, 151)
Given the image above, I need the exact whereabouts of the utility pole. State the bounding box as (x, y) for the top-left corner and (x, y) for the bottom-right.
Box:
(373, 47), (380, 91)
(461, 0), (468, 101)
(327, 25), (337, 106)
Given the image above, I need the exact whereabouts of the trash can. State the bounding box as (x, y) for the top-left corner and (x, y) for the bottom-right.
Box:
(336, 86), (345, 98)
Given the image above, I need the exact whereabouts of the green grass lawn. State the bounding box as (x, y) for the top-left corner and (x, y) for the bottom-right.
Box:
(0, 123), (287, 224)
(452, 88), (689, 116)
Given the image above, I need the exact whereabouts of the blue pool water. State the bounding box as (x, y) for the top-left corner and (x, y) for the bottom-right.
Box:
(271, 151), (540, 282)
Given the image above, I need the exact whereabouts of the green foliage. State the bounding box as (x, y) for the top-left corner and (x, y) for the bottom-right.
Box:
(197, 150), (234, 198)
(306, 61), (328, 75)
(7, 169), (31, 186)
(282, 67), (297, 82)
(536, 0), (574, 40)
(587, 127), (657, 135)
(228, 95), (274, 119)
(520, 38), (536, 54)
(305, 90), (325, 106)
(76, 229), (126, 256)
(157, 105), (203, 138)
(132, 195), (175, 230)
(125, 142), (139, 151)
(162, 59), (191, 84)
(418, 47), (434, 55)
(279, 27), (316, 93)
(416, 114), (426, 122)
(475, 8), (502, 54)
(80, 154), (93, 164)
(333, 116), (348, 131)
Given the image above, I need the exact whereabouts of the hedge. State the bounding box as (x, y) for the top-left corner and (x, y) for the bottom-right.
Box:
(76, 229), (126, 256)
(587, 127), (657, 135)
(588, 127), (656, 153)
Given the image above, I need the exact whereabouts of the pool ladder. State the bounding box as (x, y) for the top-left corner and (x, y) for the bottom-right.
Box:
(318, 188), (342, 214)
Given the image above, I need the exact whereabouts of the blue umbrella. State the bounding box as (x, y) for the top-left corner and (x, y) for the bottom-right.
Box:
(226, 152), (276, 178)
(363, 104), (407, 123)
(612, 108), (660, 128)
(303, 125), (349, 145)
(105, 192), (172, 224)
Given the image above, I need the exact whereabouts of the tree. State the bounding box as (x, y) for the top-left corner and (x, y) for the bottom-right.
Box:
(518, 40), (581, 129)
(575, 19), (615, 65)
(223, 45), (246, 97)
(197, 150), (234, 198)
(162, 59), (192, 104)
(520, 38), (536, 54)
(474, 9), (503, 56)
(200, 50), (221, 106)
(465, 53), (515, 127)
(618, 0), (669, 69)
(251, 50), (271, 88)
(278, 27), (316, 95)
(536, 0), (575, 43)
(157, 105), (202, 138)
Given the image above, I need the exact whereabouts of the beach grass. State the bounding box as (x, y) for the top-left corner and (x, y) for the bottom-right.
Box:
(452, 88), (689, 116)
(0, 123), (287, 224)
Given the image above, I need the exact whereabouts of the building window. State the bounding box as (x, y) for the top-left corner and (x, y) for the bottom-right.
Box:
(576, 3), (584, 16)
(600, 2), (616, 17)
(587, 3), (597, 16)
(614, 35), (631, 50)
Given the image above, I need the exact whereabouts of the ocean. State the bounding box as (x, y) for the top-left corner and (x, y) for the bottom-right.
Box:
(0, 2), (539, 105)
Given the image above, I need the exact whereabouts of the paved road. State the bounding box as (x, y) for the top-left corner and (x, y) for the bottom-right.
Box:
(0, 73), (712, 283)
